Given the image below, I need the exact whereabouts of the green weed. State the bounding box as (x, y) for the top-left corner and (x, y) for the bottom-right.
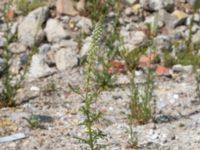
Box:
(70, 18), (106, 150)
(15, 0), (45, 15)
(129, 68), (154, 124)
(22, 114), (41, 129)
(0, 1), (39, 107)
(120, 46), (147, 72)
(85, 0), (118, 23)
(93, 57), (115, 91)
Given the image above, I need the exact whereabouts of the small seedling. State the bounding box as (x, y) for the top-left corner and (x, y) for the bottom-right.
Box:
(127, 124), (138, 149)
(22, 114), (41, 129)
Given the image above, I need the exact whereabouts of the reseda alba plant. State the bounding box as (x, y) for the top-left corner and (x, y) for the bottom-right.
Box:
(70, 17), (106, 150)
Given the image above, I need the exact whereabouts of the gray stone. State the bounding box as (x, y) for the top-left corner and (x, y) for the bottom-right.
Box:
(44, 19), (70, 43)
(80, 36), (91, 57)
(10, 56), (21, 75)
(190, 113), (200, 122)
(56, 0), (85, 16)
(125, 7), (134, 16)
(28, 54), (55, 79)
(145, 15), (164, 29)
(120, 29), (148, 51)
(0, 37), (6, 48)
(172, 64), (193, 74)
(76, 17), (92, 34)
(155, 35), (172, 51)
(59, 40), (78, 49)
(192, 30), (200, 45)
(0, 58), (5, 75)
(38, 44), (51, 54)
(18, 7), (49, 46)
(55, 48), (77, 71)
(157, 9), (185, 29)
(125, 0), (138, 5)
(20, 53), (28, 66)
(140, 0), (175, 12)
(11, 22), (18, 35)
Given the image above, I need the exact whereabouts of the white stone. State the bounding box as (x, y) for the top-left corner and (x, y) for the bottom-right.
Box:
(28, 54), (55, 79)
(55, 48), (77, 70)
(18, 7), (49, 46)
(44, 19), (70, 43)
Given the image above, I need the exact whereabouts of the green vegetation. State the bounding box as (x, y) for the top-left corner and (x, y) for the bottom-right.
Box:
(129, 68), (155, 124)
(15, 0), (45, 15)
(120, 46), (147, 71)
(0, 1), (39, 107)
(70, 18), (106, 150)
(85, 0), (117, 23)
(22, 114), (41, 129)
(93, 57), (115, 91)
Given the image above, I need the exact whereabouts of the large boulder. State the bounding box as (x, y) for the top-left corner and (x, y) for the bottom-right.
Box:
(18, 7), (49, 46)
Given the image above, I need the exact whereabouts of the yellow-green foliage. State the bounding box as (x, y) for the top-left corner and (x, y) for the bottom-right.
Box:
(15, 0), (45, 15)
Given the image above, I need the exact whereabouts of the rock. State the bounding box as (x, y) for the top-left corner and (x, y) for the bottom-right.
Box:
(38, 44), (51, 54)
(11, 22), (18, 35)
(140, 0), (175, 12)
(55, 48), (77, 71)
(113, 74), (130, 85)
(145, 15), (164, 29)
(120, 30), (148, 51)
(125, 0), (138, 5)
(186, 14), (200, 26)
(59, 40), (78, 49)
(156, 65), (171, 76)
(171, 10), (188, 27)
(192, 30), (200, 45)
(155, 9), (188, 29)
(28, 54), (55, 79)
(45, 19), (70, 43)
(56, 0), (85, 16)
(18, 7), (49, 46)
(20, 53), (28, 66)
(10, 56), (21, 75)
(155, 35), (172, 52)
(56, 0), (78, 16)
(80, 36), (91, 57)
(9, 42), (27, 54)
(125, 7), (134, 16)
(132, 4), (142, 12)
(172, 64), (193, 74)
(190, 113), (200, 122)
(0, 58), (5, 75)
(0, 37), (5, 48)
(157, 9), (176, 29)
(0, 133), (27, 143)
(76, 16), (92, 34)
